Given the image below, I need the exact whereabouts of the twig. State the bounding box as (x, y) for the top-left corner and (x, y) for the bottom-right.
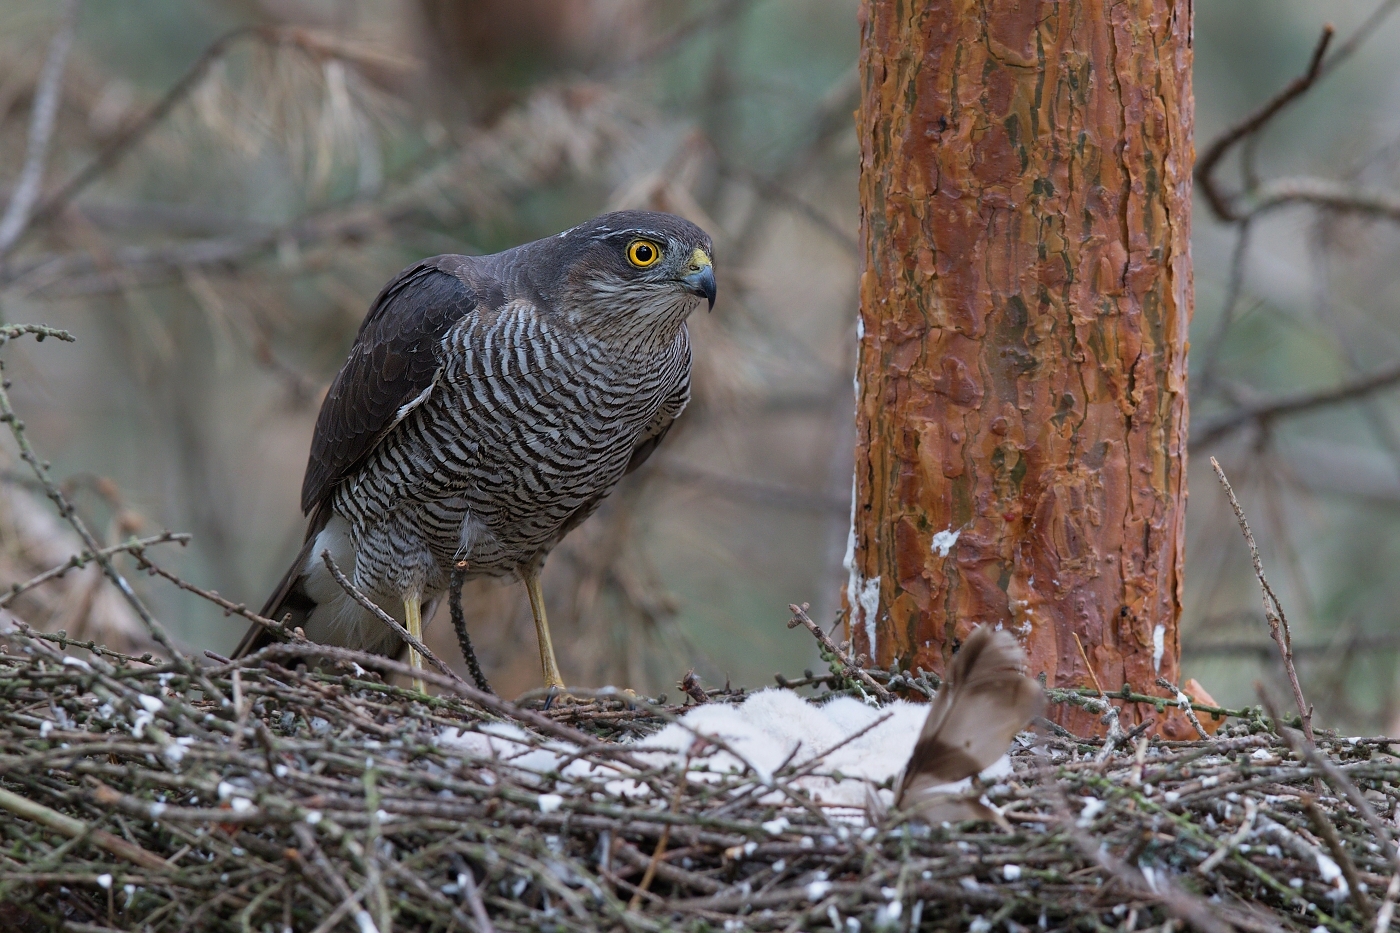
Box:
(1196, 2), (1400, 224)
(294, 824), (380, 933)
(629, 751), (691, 910)
(1072, 632), (1124, 760)
(0, 0), (79, 258)
(458, 867), (496, 933)
(0, 343), (187, 668)
(1377, 871), (1400, 933)
(319, 550), (467, 689)
(131, 551), (288, 637)
(1195, 25), (1332, 222)
(1192, 361), (1400, 450)
(0, 785), (167, 871)
(9, 621), (157, 665)
(1156, 676), (1211, 740)
(1259, 686), (1399, 868)
(0, 323), (75, 345)
(449, 561), (492, 695)
(1198, 797), (1257, 875)
(1302, 793), (1373, 922)
(1050, 784), (1234, 933)
(0, 532), (189, 608)
(1211, 458), (1313, 742)
(786, 603), (893, 704)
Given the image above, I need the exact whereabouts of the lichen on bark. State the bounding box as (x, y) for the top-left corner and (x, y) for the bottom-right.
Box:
(850, 0), (1193, 736)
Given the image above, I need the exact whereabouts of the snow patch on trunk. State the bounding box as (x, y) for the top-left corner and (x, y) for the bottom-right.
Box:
(843, 479), (880, 659)
(930, 527), (960, 557)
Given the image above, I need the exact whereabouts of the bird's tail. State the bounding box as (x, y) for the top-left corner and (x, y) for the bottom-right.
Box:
(231, 505), (331, 659)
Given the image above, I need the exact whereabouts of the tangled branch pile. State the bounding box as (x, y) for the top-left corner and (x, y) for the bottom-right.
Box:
(0, 618), (1396, 933)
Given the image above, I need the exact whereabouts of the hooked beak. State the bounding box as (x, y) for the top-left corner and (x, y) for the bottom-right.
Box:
(682, 248), (716, 311)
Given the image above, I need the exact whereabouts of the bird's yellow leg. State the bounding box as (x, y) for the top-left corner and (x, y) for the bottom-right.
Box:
(404, 596), (426, 694)
(521, 563), (565, 690)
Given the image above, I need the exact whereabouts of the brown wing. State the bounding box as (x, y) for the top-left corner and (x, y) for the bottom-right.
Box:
(895, 626), (1043, 805)
(300, 257), (485, 514)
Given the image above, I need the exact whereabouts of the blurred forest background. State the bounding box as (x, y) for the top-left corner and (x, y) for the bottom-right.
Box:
(3, 0), (1400, 731)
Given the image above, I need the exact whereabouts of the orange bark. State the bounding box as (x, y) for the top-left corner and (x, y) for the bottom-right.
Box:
(850, 0), (1193, 736)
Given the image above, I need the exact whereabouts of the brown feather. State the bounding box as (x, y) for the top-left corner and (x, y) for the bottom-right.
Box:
(230, 503), (332, 658)
(894, 626), (1043, 814)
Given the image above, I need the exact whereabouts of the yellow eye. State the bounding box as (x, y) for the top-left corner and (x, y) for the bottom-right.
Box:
(627, 239), (662, 268)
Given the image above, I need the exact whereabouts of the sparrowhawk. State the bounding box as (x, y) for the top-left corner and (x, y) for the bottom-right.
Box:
(233, 210), (716, 691)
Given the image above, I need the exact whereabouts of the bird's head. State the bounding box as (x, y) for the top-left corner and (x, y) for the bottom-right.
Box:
(550, 210), (716, 333)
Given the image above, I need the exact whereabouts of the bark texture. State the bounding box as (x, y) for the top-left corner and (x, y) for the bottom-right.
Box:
(850, 0), (1193, 736)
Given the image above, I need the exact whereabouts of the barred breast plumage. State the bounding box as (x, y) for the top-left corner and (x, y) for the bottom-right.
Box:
(233, 210), (716, 691)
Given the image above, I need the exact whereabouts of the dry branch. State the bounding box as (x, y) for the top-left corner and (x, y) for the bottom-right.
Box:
(1192, 361), (1400, 450)
(1196, 1), (1400, 224)
(0, 0), (79, 258)
(1212, 458), (1314, 742)
(786, 602), (893, 704)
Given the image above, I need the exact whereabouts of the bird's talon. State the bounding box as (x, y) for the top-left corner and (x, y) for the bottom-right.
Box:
(543, 685), (580, 710)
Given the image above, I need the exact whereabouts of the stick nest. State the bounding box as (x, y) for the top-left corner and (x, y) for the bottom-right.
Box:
(0, 628), (1396, 933)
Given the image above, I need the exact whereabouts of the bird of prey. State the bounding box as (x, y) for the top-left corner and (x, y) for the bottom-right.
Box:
(233, 210), (716, 692)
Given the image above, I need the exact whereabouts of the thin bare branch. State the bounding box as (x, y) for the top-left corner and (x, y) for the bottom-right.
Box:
(0, 784), (168, 872)
(0, 0), (79, 258)
(1302, 793), (1373, 922)
(1212, 459), (1313, 742)
(0, 531), (189, 608)
(1197, 1), (1400, 224)
(1192, 360), (1400, 451)
(318, 549), (467, 689)
(1195, 26), (1332, 222)
(787, 603), (894, 704)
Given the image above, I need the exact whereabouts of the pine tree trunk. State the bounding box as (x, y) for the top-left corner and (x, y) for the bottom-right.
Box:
(849, 0), (1193, 736)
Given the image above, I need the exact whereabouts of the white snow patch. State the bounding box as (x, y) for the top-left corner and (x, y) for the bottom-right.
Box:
(930, 528), (961, 557)
(856, 577), (881, 662)
(538, 794), (564, 814)
(762, 817), (791, 835)
(1003, 864), (1022, 880)
(162, 736), (194, 767)
(96, 873), (113, 890)
(843, 479), (881, 661)
(1077, 797), (1106, 826)
(1317, 851), (1349, 899)
(129, 709), (154, 738)
(1152, 624), (1166, 672)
